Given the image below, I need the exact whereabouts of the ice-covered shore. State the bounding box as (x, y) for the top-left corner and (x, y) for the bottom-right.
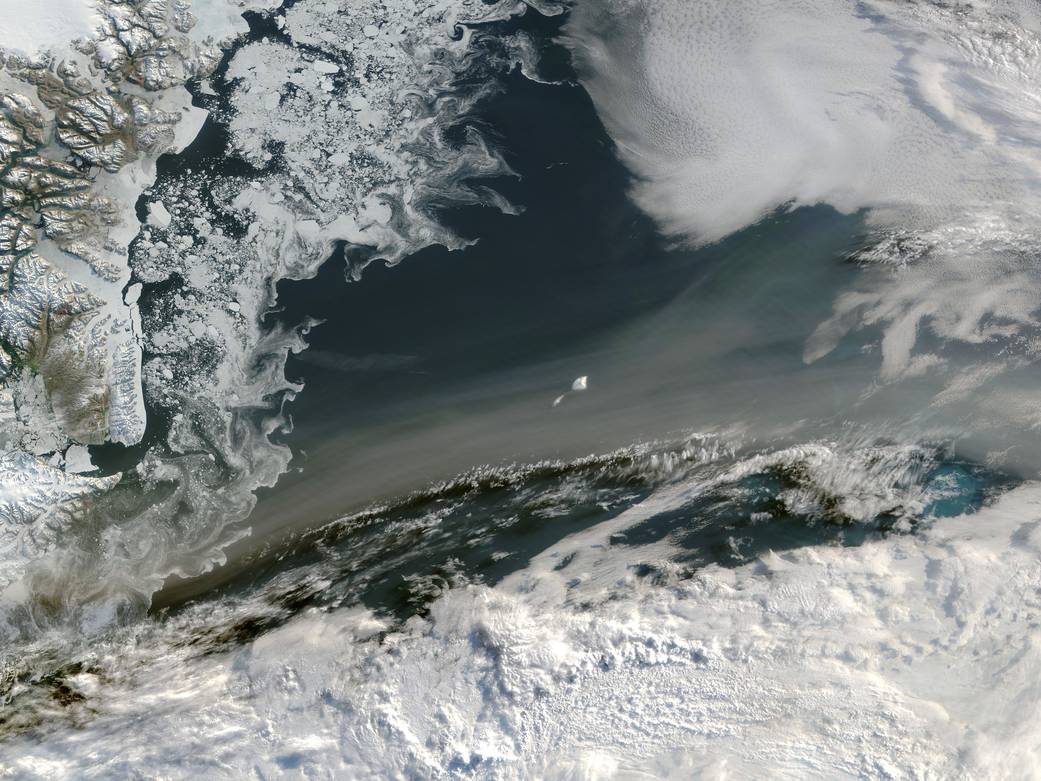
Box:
(5, 442), (1039, 779)
(0, 0), (556, 629)
(0, 0), (270, 598)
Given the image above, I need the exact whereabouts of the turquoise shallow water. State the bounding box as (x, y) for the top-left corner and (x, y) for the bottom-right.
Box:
(6, 5), (1039, 772)
(151, 5), (1026, 609)
(151, 438), (1011, 623)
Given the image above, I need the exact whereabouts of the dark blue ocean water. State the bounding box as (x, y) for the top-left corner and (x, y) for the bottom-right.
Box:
(151, 10), (1009, 615)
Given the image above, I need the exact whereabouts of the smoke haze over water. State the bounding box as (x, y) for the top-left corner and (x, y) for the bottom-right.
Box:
(14, 2), (1041, 778)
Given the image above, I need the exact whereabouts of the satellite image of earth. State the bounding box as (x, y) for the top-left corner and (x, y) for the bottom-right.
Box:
(4, 0), (1041, 778)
